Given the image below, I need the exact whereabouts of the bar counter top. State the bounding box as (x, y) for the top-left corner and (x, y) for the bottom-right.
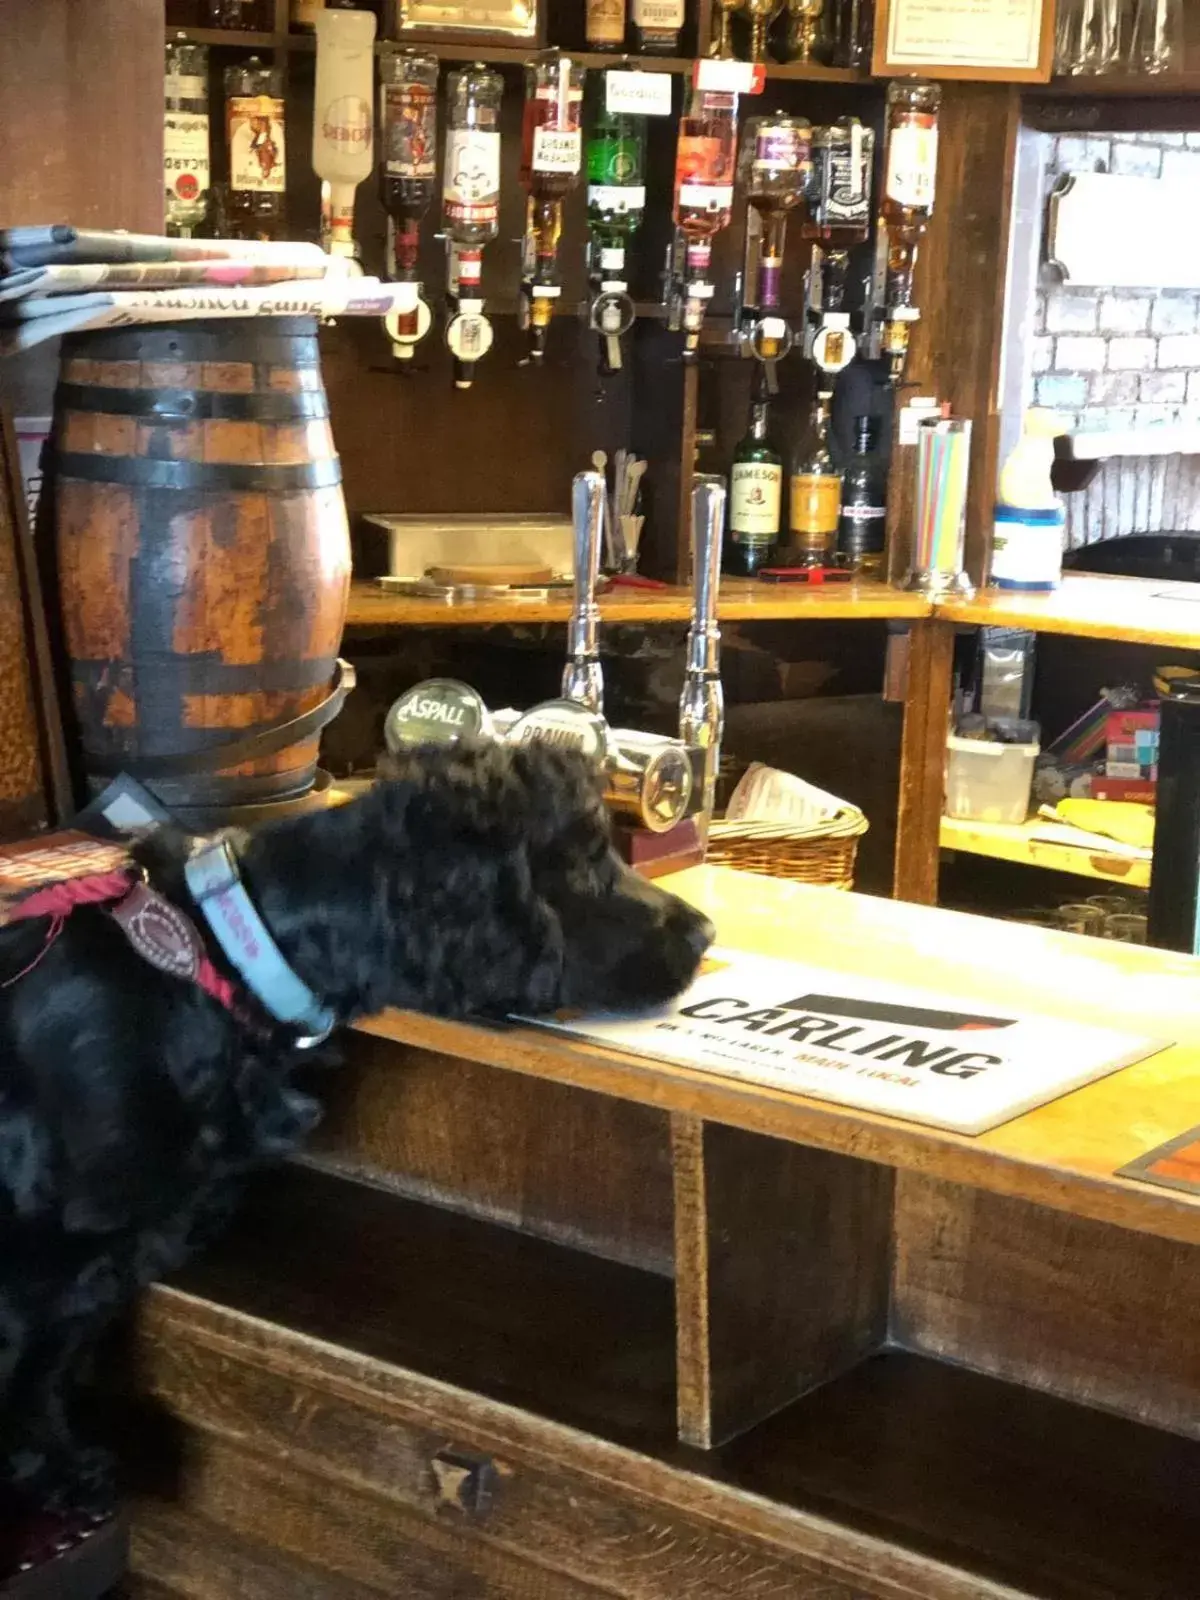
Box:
(356, 865), (1200, 1247)
(344, 578), (931, 628)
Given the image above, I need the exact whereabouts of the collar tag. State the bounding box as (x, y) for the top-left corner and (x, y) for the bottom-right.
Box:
(109, 881), (205, 981)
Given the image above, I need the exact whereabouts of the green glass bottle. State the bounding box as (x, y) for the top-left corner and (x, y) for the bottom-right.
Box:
(726, 371), (783, 577)
(586, 85), (647, 286)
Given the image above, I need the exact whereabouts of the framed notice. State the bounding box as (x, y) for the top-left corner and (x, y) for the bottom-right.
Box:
(521, 947), (1165, 1137)
(873, 0), (1055, 82)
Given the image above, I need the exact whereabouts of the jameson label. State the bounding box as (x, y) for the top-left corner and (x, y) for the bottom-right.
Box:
(382, 83), (437, 179)
(228, 96), (286, 194)
(731, 462), (782, 541)
(533, 126), (582, 174)
(885, 116), (938, 210)
(444, 129), (501, 223)
(164, 111), (210, 203)
(753, 126), (806, 171)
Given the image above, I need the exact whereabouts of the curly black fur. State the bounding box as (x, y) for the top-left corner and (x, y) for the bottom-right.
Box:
(0, 741), (713, 1515)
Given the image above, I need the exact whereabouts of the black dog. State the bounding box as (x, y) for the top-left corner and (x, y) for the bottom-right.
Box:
(0, 740), (713, 1518)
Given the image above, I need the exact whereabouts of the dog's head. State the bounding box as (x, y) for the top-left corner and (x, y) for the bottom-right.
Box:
(245, 741), (714, 1024)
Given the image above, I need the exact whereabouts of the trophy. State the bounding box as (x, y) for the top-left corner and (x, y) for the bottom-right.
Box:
(708, 0), (739, 56)
(742, 0), (783, 61)
(786, 0), (825, 61)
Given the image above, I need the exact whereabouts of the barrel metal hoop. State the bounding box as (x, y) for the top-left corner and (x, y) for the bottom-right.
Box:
(56, 384), (330, 422)
(55, 453), (342, 493)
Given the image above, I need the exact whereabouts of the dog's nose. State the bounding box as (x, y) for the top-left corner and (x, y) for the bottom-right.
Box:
(681, 911), (716, 959)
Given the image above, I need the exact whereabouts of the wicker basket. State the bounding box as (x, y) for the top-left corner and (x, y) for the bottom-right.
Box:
(705, 806), (868, 890)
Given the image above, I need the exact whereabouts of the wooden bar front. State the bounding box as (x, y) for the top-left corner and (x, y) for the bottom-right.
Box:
(123, 868), (1200, 1600)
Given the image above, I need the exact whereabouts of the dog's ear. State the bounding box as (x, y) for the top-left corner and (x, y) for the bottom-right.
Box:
(503, 743), (612, 850)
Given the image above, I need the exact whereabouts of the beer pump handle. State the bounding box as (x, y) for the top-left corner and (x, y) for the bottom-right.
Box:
(562, 470), (606, 715)
(678, 474), (726, 822)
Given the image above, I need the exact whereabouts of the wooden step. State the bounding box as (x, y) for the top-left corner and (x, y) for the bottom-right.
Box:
(121, 1164), (1200, 1600)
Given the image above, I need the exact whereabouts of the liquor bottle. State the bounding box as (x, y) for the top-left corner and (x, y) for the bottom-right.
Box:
(380, 52), (438, 278)
(586, 85), (647, 283)
(442, 63), (504, 388)
(313, 4), (376, 257)
(802, 116), (873, 372)
(519, 51), (585, 361)
(879, 78), (940, 381)
(672, 84), (738, 356)
(224, 57), (287, 241)
(586, 0), (627, 51)
(207, 0), (262, 25)
(736, 113), (810, 356)
(830, 0), (873, 68)
(291, 0), (326, 27)
(836, 415), (887, 574)
(787, 390), (841, 567)
(164, 38), (210, 238)
(632, 0), (685, 53)
(726, 371), (782, 576)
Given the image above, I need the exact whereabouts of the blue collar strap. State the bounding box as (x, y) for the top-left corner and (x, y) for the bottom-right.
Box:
(184, 837), (336, 1045)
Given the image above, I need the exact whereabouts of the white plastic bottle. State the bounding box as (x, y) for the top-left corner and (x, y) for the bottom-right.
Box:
(312, 6), (377, 259)
(992, 409), (1065, 592)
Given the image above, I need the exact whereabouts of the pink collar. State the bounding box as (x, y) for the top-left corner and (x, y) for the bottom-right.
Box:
(2, 868), (245, 1021)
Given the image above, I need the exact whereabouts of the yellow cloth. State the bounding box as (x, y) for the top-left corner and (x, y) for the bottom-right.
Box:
(1056, 798), (1156, 851)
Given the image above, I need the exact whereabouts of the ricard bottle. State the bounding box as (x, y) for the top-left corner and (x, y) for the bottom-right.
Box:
(836, 415), (888, 574)
(726, 370), (783, 576)
(164, 38), (210, 237)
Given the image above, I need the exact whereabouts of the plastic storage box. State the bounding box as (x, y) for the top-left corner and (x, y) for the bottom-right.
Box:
(945, 734), (1040, 824)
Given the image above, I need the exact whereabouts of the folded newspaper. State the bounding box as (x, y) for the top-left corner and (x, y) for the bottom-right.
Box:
(0, 227), (414, 353)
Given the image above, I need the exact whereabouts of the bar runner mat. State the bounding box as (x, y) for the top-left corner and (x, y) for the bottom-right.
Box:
(1118, 1127), (1200, 1197)
(518, 947), (1169, 1136)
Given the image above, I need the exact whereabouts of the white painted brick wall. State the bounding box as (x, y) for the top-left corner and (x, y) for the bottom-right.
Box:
(1034, 133), (1200, 435)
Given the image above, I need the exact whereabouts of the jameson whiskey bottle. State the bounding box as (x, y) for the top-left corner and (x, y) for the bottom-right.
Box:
(726, 372), (782, 576)
(224, 56), (287, 240)
(836, 415), (887, 574)
(164, 38), (210, 237)
(632, 0), (685, 54)
(787, 390), (841, 567)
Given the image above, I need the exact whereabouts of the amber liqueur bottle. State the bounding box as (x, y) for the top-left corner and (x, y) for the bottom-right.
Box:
(787, 389), (841, 568)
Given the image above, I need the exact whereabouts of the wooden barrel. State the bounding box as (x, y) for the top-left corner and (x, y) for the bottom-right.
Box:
(52, 318), (352, 825)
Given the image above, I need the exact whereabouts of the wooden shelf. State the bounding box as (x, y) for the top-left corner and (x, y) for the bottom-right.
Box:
(938, 573), (1200, 650)
(940, 814), (1152, 889)
(1031, 71), (1200, 98)
(345, 577), (930, 628)
(358, 864), (1200, 1245)
(167, 24), (869, 79)
(166, 24), (277, 47)
(141, 1162), (1200, 1600)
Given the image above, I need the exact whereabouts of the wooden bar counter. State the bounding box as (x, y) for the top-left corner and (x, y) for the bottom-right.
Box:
(125, 869), (1200, 1600)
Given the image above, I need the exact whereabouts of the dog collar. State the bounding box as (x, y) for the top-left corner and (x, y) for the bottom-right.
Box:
(185, 837), (335, 1046)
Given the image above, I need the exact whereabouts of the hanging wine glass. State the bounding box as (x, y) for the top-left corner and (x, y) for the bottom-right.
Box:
(1129, 0), (1182, 73)
(1056, 0), (1122, 73)
(708, 0), (739, 57)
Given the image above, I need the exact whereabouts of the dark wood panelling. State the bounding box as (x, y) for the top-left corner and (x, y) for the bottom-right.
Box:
(313, 1032), (675, 1273)
(673, 1117), (893, 1450)
(892, 1170), (1200, 1439)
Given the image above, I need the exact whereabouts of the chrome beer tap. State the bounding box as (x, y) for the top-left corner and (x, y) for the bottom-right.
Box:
(678, 474), (726, 827)
(562, 470), (606, 715)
